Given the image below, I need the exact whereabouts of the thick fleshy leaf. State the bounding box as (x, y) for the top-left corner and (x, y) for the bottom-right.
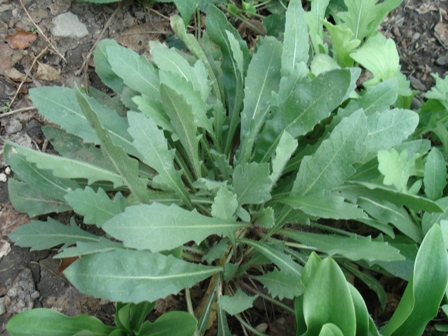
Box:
(106, 45), (160, 99)
(255, 69), (352, 162)
(424, 147), (447, 200)
(7, 308), (114, 336)
(292, 109), (367, 196)
(137, 311), (197, 336)
(64, 187), (129, 227)
(254, 269), (304, 300)
(237, 36), (282, 164)
(279, 229), (404, 262)
(278, 194), (367, 220)
(302, 258), (356, 336)
(9, 218), (99, 251)
(382, 224), (448, 335)
(160, 83), (201, 178)
(218, 289), (257, 316)
(232, 162), (271, 205)
(64, 249), (221, 302)
(127, 112), (191, 207)
(103, 203), (248, 252)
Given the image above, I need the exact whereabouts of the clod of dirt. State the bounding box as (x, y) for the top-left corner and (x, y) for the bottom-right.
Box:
(1, 268), (40, 315)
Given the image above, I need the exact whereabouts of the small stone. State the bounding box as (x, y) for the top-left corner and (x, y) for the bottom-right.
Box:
(436, 56), (448, 65)
(51, 12), (89, 39)
(6, 118), (22, 134)
(412, 32), (421, 42)
(0, 173), (6, 183)
(0, 297), (5, 315)
(410, 76), (427, 91)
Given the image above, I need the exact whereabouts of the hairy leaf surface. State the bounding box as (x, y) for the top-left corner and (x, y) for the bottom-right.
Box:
(64, 187), (130, 227)
(9, 218), (99, 251)
(64, 249), (221, 302)
(292, 110), (367, 196)
(103, 203), (248, 252)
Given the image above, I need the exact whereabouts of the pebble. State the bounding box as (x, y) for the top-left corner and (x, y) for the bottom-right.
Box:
(6, 118), (22, 134)
(51, 12), (89, 39)
(410, 76), (427, 91)
(436, 56), (448, 65)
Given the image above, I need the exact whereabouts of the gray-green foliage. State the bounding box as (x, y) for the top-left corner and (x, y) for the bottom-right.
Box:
(6, 0), (448, 334)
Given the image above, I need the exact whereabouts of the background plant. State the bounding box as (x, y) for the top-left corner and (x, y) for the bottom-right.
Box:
(5, 0), (448, 334)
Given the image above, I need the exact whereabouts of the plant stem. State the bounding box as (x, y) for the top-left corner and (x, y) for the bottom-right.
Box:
(234, 314), (269, 336)
(185, 288), (200, 336)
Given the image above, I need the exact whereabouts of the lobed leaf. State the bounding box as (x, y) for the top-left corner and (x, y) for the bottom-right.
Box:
(64, 187), (130, 227)
(103, 203), (249, 252)
(211, 187), (238, 220)
(218, 289), (257, 316)
(137, 311), (197, 336)
(55, 238), (123, 259)
(323, 21), (360, 67)
(9, 218), (99, 251)
(378, 148), (415, 192)
(254, 269), (304, 300)
(280, 229), (404, 262)
(232, 162), (272, 205)
(64, 249), (222, 303)
(291, 109), (367, 196)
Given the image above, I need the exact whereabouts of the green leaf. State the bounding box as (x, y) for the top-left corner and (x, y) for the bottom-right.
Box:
(364, 109), (419, 153)
(218, 289), (258, 316)
(378, 148), (415, 192)
(9, 218), (99, 251)
(305, 0), (330, 53)
(41, 126), (92, 156)
(255, 69), (353, 163)
(4, 144), (80, 201)
(7, 308), (114, 336)
(170, 0), (201, 25)
(93, 39), (124, 93)
(357, 197), (423, 242)
(64, 249), (221, 302)
(302, 258), (356, 336)
(339, 182), (443, 213)
(280, 229), (404, 262)
(254, 269), (304, 300)
(424, 147), (447, 200)
(160, 83), (202, 178)
(8, 178), (71, 217)
(426, 73), (448, 109)
(318, 324), (344, 336)
(103, 203), (248, 252)
(241, 239), (302, 277)
(278, 194), (367, 220)
(64, 187), (129, 227)
(75, 89), (153, 202)
(127, 112), (191, 207)
(232, 162), (272, 205)
(237, 36), (282, 164)
(336, 0), (401, 40)
(212, 187), (238, 220)
(137, 311), (197, 336)
(350, 34), (399, 87)
(323, 21), (360, 67)
(382, 224), (448, 335)
(270, 131), (298, 187)
(106, 45), (160, 99)
(206, 5), (249, 114)
(55, 238), (123, 259)
(292, 109), (367, 196)
(282, 0), (309, 75)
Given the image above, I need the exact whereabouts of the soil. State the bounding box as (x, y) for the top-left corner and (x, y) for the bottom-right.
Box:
(0, 0), (447, 335)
